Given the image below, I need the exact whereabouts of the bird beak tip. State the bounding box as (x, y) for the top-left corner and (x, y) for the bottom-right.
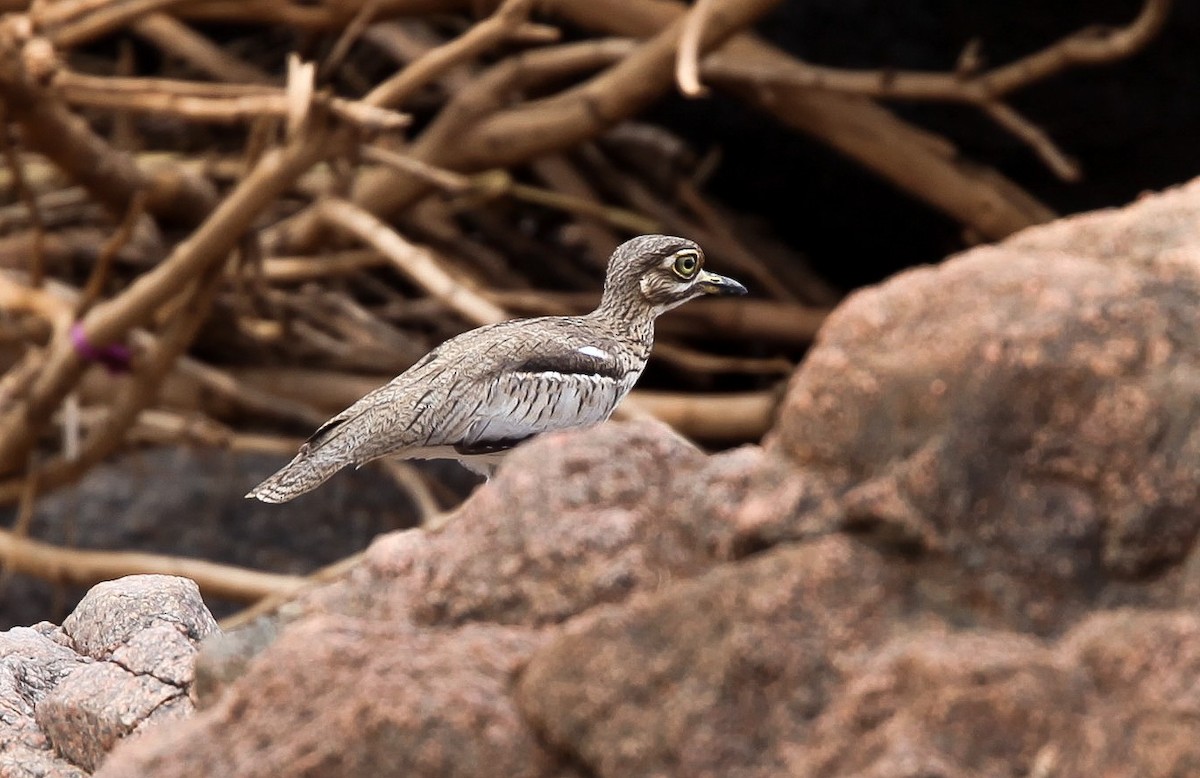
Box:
(699, 271), (748, 296)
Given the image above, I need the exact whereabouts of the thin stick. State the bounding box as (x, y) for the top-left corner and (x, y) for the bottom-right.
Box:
(0, 528), (308, 602)
(982, 102), (1080, 181)
(0, 125), (335, 475)
(132, 13), (273, 85)
(320, 0), (381, 81)
(219, 550), (366, 630)
(364, 144), (660, 232)
(675, 0), (718, 97)
(376, 459), (440, 521)
(316, 198), (509, 326)
(0, 106), (45, 287)
(628, 388), (778, 441)
(0, 18), (217, 225)
(706, 0), (1170, 102)
(364, 0), (538, 108)
(74, 190), (146, 317)
(54, 70), (410, 130)
(256, 250), (387, 283)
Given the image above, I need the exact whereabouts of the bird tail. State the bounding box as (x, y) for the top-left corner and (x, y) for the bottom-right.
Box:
(245, 449), (347, 504)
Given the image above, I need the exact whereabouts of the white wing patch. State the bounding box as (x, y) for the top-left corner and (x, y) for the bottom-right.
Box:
(462, 371), (625, 446)
(577, 345), (611, 360)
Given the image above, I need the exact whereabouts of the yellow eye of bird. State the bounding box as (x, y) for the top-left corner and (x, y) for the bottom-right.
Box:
(672, 251), (700, 279)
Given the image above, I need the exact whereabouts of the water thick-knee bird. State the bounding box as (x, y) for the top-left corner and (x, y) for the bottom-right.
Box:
(246, 234), (747, 503)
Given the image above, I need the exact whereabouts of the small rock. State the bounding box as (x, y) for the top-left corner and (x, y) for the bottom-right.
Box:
(0, 575), (216, 774)
(63, 576), (218, 660)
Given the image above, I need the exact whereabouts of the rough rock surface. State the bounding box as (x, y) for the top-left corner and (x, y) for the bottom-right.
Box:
(107, 617), (562, 778)
(772, 177), (1200, 634)
(39, 178), (1200, 775)
(0, 575), (215, 776)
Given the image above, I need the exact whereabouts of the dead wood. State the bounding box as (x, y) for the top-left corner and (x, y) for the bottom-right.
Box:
(0, 0), (1173, 604)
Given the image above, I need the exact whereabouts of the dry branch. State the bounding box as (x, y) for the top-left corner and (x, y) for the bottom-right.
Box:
(55, 71), (411, 129)
(0, 18), (218, 224)
(0, 0), (1173, 598)
(316, 198), (509, 325)
(364, 0), (540, 108)
(0, 124), (336, 475)
(541, 0), (1058, 238)
(132, 13), (274, 84)
(0, 528), (308, 601)
(307, 0), (783, 242)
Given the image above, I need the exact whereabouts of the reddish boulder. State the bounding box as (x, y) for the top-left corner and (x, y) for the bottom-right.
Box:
(100, 617), (568, 778)
(85, 178), (1200, 778)
(790, 610), (1200, 777)
(331, 419), (720, 627)
(793, 631), (1082, 777)
(518, 537), (921, 778)
(771, 180), (1200, 633)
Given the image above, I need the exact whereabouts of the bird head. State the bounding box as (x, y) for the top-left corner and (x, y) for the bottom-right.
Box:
(600, 234), (747, 317)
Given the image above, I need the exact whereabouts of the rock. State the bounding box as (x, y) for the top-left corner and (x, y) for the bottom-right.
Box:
(36, 663), (183, 772)
(686, 444), (842, 557)
(792, 630), (1081, 777)
(1054, 610), (1200, 777)
(790, 610), (1200, 777)
(100, 420), (737, 777)
(0, 575), (216, 776)
(63, 576), (217, 685)
(0, 628), (90, 777)
(771, 178), (1200, 633)
(82, 179), (1200, 777)
(98, 618), (565, 778)
(192, 617), (281, 707)
(310, 419), (728, 628)
(519, 537), (920, 778)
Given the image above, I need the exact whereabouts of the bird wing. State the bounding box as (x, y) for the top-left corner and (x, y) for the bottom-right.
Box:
(436, 329), (639, 454)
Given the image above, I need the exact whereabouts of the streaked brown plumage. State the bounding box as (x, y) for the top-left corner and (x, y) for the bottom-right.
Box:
(246, 234), (746, 503)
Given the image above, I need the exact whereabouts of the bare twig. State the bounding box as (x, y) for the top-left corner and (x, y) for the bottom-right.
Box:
(0, 125), (336, 475)
(316, 198), (509, 325)
(707, 0), (1170, 102)
(54, 70), (410, 130)
(365, 144), (660, 232)
(981, 102), (1080, 181)
(364, 0), (540, 108)
(448, 0), (784, 169)
(0, 20), (218, 225)
(675, 0), (719, 97)
(321, 0), (382, 81)
(630, 388), (778, 441)
(132, 13), (274, 85)
(0, 250), (226, 499)
(0, 106), (45, 287)
(74, 191), (147, 317)
(0, 528), (308, 601)
(542, 0), (1056, 238)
